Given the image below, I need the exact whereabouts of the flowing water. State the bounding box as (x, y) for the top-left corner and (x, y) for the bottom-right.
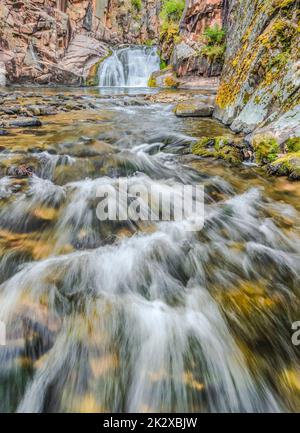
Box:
(99, 47), (160, 87)
(0, 87), (300, 413)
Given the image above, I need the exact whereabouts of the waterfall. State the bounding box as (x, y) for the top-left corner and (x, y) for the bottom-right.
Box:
(99, 46), (160, 87)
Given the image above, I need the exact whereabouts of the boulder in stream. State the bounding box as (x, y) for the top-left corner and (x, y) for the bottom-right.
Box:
(8, 118), (42, 128)
(174, 99), (214, 117)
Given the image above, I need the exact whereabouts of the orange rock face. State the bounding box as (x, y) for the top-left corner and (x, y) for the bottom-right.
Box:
(181, 0), (223, 40)
(0, 0), (160, 84)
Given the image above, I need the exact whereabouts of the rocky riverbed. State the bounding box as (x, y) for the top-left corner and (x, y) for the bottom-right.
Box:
(0, 86), (300, 413)
(0, 87), (299, 180)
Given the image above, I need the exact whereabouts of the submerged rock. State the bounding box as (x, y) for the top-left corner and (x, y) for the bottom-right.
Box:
(8, 118), (42, 128)
(7, 165), (34, 178)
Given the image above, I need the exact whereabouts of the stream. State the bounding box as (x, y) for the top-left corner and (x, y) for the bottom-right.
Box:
(0, 86), (300, 413)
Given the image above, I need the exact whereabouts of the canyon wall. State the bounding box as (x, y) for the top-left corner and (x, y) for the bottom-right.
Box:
(0, 0), (161, 85)
(214, 0), (300, 143)
(170, 0), (225, 77)
(180, 0), (223, 39)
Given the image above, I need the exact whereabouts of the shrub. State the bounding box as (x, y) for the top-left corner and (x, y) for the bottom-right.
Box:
(203, 24), (225, 46)
(160, 58), (168, 69)
(160, 0), (185, 23)
(253, 135), (280, 164)
(201, 44), (226, 61)
(131, 0), (142, 12)
(200, 24), (226, 62)
(286, 137), (300, 153)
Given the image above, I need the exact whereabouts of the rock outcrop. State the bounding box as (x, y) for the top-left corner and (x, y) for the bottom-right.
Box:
(214, 0), (300, 145)
(180, 0), (223, 39)
(169, 1), (225, 78)
(0, 0), (161, 84)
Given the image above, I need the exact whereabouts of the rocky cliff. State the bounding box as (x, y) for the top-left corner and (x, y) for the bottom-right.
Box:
(0, 0), (160, 85)
(214, 0), (300, 144)
(180, 0), (223, 39)
(168, 1), (226, 78)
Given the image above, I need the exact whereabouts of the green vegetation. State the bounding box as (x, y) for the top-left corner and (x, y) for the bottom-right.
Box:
(286, 137), (300, 153)
(131, 0), (142, 12)
(85, 51), (112, 86)
(203, 25), (226, 45)
(160, 21), (182, 44)
(200, 25), (226, 61)
(216, 0), (298, 110)
(144, 39), (154, 47)
(160, 0), (185, 22)
(160, 58), (168, 70)
(269, 151), (300, 180)
(201, 45), (226, 61)
(191, 136), (242, 165)
(159, 0), (185, 66)
(147, 75), (157, 87)
(252, 135), (280, 163)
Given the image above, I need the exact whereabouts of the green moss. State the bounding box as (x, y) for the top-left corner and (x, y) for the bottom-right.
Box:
(85, 51), (112, 86)
(214, 137), (230, 150)
(274, 0), (296, 9)
(191, 136), (241, 165)
(160, 0), (185, 22)
(269, 151), (300, 180)
(285, 137), (300, 153)
(252, 135), (280, 164)
(147, 75), (157, 87)
(144, 39), (154, 47)
(174, 101), (197, 114)
(160, 58), (168, 70)
(201, 44), (226, 61)
(203, 25), (226, 45)
(216, 1), (299, 110)
(200, 24), (226, 62)
(131, 0), (142, 12)
(243, 92), (251, 104)
(254, 95), (261, 104)
(218, 145), (241, 165)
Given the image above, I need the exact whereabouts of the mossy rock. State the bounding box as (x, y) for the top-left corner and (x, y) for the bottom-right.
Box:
(148, 67), (179, 88)
(268, 151), (300, 180)
(147, 75), (157, 88)
(191, 136), (243, 165)
(252, 134), (280, 164)
(85, 51), (112, 87)
(285, 137), (300, 153)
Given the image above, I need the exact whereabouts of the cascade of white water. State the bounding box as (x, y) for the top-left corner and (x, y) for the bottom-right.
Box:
(0, 94), (299, 413)
(99, 46), (160, 87)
